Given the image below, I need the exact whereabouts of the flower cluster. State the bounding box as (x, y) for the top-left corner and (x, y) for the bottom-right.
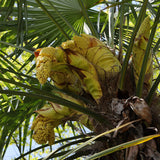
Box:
(31, 115), (58, 145)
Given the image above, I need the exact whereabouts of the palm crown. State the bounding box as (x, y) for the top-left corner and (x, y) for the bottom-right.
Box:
(0, 0), (160, 159)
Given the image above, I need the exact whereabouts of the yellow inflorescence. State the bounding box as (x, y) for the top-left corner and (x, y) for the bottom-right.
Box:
(32, 34), (124, 145)
(36, 47), (57, 84)
(132, 16), (153, 90)
(31, 115), (57, 145)
(31, 91), (95, 145)
(62, 34), (121, 80)
(35, 34), (122, 102)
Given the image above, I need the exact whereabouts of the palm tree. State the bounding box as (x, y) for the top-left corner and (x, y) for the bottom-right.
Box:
(0, 0), (160, 159)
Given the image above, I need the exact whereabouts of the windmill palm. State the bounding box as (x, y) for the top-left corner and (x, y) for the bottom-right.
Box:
(0, 0), (160, 159)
